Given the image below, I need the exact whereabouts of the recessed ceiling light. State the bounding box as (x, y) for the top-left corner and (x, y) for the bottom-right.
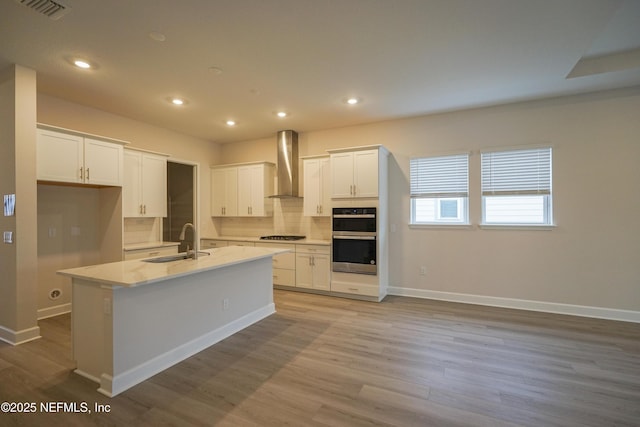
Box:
(276, 111), (288, 118)
(226, 120), (236, 126)
(149, 31), (166, 42)
(74, 60), (91, 69)
(170, 98), (186, 106)
(345, 97), (361, 105)
(208, 67), (223, 75)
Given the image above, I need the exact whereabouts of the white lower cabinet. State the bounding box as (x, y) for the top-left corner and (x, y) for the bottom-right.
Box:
(296, 245), (330, 291)
(255, 242), (296, 287)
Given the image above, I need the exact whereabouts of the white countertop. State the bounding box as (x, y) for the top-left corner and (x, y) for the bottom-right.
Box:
(202, 236), (331, 246)
(58, 246), (290, 288)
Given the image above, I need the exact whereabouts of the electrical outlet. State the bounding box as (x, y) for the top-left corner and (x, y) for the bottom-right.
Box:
(420, 266), (427, 276)
(49, 288), (62, 300)
(3, 231), (13, 244)
(222, 298), (230, 310)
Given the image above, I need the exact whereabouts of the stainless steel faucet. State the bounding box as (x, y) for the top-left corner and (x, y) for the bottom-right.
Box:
(179, 222), (197, 260)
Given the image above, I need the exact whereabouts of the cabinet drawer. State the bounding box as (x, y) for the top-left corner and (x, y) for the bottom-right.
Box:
(201, 239), (229, 248)
(296, 244), (329, 254)
(272, 268), (295, 287)
(330, 280), (378, 297)
(124, 245), (178, 260)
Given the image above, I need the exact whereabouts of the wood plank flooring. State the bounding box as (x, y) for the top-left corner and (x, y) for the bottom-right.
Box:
(1, 290), (639, 426)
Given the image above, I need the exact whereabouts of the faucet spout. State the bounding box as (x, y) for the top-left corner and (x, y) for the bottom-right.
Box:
(179, 222), (198, 259)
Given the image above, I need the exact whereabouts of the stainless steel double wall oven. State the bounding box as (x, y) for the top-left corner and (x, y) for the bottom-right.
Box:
(332, 207), (377, 275)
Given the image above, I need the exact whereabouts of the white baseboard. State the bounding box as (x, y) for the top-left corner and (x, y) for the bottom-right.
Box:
(38, 303), (72, 320)
(387, 286), (640, 323)
(103, 303), (276, 397)
(0, 325), (41, 345)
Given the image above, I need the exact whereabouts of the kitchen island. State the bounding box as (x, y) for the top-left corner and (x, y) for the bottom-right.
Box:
(57, 245), (288, 397)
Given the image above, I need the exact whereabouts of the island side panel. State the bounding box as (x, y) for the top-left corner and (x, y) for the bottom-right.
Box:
(71, 279), (106, 382)
(102, 257), (275, 397)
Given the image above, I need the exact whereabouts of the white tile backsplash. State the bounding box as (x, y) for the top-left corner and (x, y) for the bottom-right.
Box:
(124, 217), (161, 245)
(219, 199), (331, 240)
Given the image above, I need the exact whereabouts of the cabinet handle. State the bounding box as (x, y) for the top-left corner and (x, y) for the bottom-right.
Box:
(348, 287), (359, 292)
(143, 205), (146, 215)
(86, 168), (90, 181)
(79, 167), (84, 180)
(139, 204), (143, 214)
(149, 251), (160, 256)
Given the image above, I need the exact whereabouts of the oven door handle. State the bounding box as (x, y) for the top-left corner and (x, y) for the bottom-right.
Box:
(333, 235), (376, 240)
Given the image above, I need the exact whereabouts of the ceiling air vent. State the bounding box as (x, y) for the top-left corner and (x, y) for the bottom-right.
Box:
(15, 0), (71, 20)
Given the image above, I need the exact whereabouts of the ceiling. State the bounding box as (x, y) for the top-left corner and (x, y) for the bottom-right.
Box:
(1, 0), (639, 144)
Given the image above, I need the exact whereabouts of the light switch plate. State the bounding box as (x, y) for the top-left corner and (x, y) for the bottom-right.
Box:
(3, 231), (13, 244)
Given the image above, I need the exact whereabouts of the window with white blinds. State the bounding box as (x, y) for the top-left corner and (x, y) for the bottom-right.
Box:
(481, 147), (552, 225)
(410, 154), (469, 224)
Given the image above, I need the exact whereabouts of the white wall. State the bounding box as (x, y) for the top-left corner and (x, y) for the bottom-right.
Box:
(0, 65), (40, 344)
(221, 88), (640, 316)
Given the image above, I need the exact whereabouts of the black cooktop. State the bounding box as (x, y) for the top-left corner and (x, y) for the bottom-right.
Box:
(259, 235), (306, 241)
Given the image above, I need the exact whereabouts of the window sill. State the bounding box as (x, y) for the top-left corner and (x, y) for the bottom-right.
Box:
(479, 223), (556, 231)
(409, 223), (473, 230)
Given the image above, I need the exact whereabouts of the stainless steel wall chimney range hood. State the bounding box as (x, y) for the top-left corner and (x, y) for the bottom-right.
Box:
(270, 130), (300, 198)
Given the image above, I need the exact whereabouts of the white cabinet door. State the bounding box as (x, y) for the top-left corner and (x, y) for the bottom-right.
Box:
(330, 152), (355, 198)
(211, 167), (238, 217)
(312, 253), (330, 290)
(248, 165), (266, 216)
(353, 149), (378, 198)
(303, 159), (321, 216)
(330, 149), (379, 198)
(123, 150), (143, 216)
(37, 130), (84, 183)
(295, 253), (314, 289)
(237, 164), (273, 217)
(122, 150), (167, 217)
(141, 153), (167, 217)
(84, 138), (123, 186)
(237, 166), (253, 216)
(303, 157), (331, 216)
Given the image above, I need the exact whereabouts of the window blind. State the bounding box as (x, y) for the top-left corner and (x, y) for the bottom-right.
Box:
(410, 154), (469, 198)
(481, 147), (551, 196)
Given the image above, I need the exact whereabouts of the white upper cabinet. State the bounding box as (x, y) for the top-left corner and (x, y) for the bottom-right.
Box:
(303, 156), (331, 216)
(210, 167), (238, 217)
(210, 162), (274, 217)
(37, 128), (124, 186)
(237, 163), (274, 217)
(329, 148), (380, 198)
(123, 149), (167, 217)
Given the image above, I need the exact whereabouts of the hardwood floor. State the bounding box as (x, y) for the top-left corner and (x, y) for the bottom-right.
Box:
(1, 290), (639, 426)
